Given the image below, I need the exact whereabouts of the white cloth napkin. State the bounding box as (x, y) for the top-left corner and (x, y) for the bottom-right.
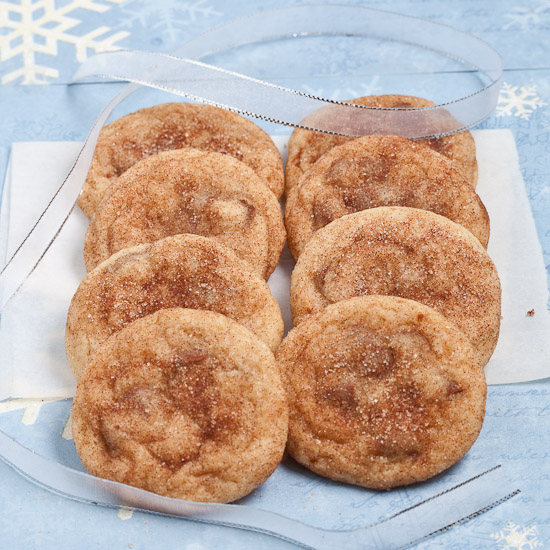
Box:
(1, 130), (549, 400)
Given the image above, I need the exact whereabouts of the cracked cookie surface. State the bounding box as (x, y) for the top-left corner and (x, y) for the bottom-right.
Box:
(285, 94), (478, 195)
(73, 308), (288, 503)
(276, 295), (486, 490)
(80, 102), (284, 217)
(290, 207), (501, 366)
(285, 134), (488, 259)
(84, 148), (285, 279)
(66, 234), (283, 380)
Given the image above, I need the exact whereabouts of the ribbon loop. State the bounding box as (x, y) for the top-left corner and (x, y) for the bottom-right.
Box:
(1, 4), (503, 312)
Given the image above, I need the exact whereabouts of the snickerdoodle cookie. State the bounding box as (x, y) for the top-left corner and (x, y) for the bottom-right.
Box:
(80, 102), (284, 217)
(285, 94), (478, 195)
(73, 307), (288, 503)
(290, 207), (501, 366)
(84, 148), (286, 279)
(66, 234), (283, 380)
(285, 135), (488, 259)
(276, 295), (486, 490)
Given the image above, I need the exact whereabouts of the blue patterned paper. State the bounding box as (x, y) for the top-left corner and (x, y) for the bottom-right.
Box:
(1, 1), (550, 549)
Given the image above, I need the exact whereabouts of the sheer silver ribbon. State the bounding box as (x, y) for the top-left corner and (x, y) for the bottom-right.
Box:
(0, 5), (511, 547)
(0, 429), (518, 549)
(0, 4), (502, 311)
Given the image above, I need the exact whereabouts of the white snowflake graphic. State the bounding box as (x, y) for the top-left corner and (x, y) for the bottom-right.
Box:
(496, 83), (546, 120)
(491, 522), (542, 550)
(0, 0), (130, 85)
(116, 0), (222, 42)
(503, 6), (550, 31)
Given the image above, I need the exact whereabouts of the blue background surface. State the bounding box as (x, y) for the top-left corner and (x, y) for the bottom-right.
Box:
(1, 1), (549, 548)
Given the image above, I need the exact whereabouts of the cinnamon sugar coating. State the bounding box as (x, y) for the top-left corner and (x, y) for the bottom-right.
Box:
(73, 308), (288, 503)
(291, 207), (501, 366)
(84, 148), (286, 279)
(79, 102), (284, 217)
(285, 94), (478, 195)
(277, 296), (486, 490)
(66, 234), (283, 380)
(285, 134), (489, 259)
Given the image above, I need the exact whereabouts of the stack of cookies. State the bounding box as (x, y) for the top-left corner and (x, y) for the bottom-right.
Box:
(65, 96), (501, 503)
(66, 103), (289, 503)
(280, 94), (501, 490)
